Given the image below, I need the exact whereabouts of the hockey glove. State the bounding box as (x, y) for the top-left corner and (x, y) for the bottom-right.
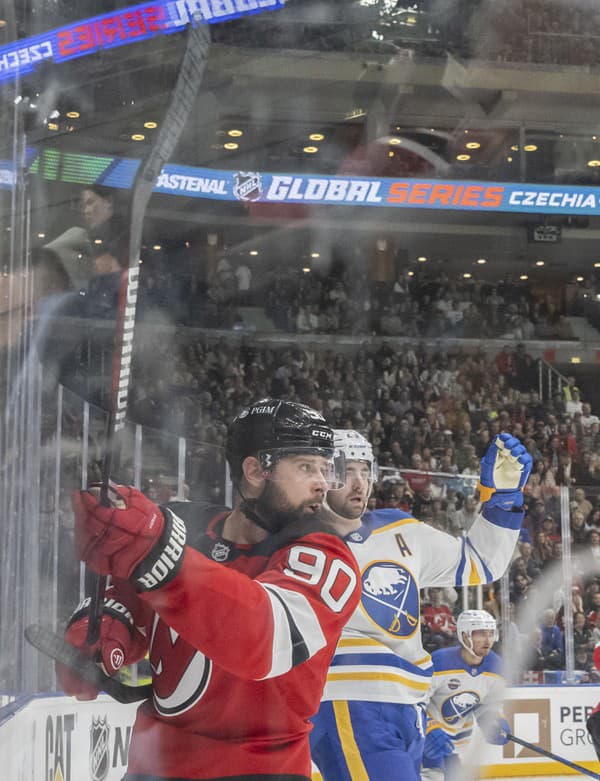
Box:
(478, 712), (510, 745)
(72, 484), (187, 591)
(423, 727), (455, 765)
(478, 433), (532, 511)
(56, 592), (146, 700)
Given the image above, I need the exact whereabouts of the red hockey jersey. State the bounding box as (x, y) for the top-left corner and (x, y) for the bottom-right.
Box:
(111, 502), (360, 781)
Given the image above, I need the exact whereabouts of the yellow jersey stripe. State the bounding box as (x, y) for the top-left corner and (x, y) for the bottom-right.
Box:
(332, 701), (370, 781)
(468, 555), (482, 585)
(371, 518), (420, 535)
(338, 638), (387, 648)
(327, 671), (430, 691)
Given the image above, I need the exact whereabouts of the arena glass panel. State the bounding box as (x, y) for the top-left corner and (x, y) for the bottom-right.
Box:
(2, 1), (600, 778)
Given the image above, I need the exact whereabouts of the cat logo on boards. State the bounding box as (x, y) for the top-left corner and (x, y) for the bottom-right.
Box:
(45, 713), (75, 781)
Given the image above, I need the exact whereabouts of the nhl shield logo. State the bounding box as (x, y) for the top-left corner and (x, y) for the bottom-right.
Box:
(233, 171), (263, 201)
(90, 715), (110, 781)
(211, 541), (231, 562)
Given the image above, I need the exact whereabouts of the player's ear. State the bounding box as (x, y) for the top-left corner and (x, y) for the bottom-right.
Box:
(241, 456), (265, 491)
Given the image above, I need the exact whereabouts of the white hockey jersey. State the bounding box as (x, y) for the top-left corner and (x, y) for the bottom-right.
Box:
(321, 505), (520, 705)
(425, 646), (505, 746)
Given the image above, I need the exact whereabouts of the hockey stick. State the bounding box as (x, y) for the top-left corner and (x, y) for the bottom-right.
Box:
(85, 15), (212, 644)
(24, 624), (152, 704)
(506, 732), (600, 779)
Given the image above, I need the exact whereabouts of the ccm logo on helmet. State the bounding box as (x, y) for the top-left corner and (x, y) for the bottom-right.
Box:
(312, 429), (333, 440)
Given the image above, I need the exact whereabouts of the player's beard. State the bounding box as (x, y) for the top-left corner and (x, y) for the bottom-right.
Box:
(256, 479), (324, 531)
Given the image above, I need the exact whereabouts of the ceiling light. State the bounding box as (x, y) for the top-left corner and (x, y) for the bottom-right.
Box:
(153, 244), (162, 251)
(228, 129), (243, 137)
(507, 156), (513, 162)
(477, 258), (487, 264)
(311, 252), (320, 258)
(535, 260), (545, 267)
(94, 239), (103, 245)
(389, 137), (402, 145)
(511, 145), (519, 151)
(524, 144), (538, 152)
(48, 122), (59, 131)
(302, 267), (311, 273)
(309, 133), (324, 141)
(588, 160), (600, 167)
(520, 274), (528, 280)
(303, 146), (318, 154)
(249, 250), (258, 256)
(466, 142), (481, 149)
(577, 276), (584, 282)
(224, 142), (238, 150)
(131, 134), (145, 141)
(463, 272), (472, 279)
(594, 136), (598, 141)
(417, 256), (427, 262)
(594, 262), (600, 268)
(456, 154), (470, 161)
(37, 232), (45, 238)
(571, 356), (581, 364)
(407, 270), (414, 277)
(144, 121), (158, 129)
(0, 20), (6, 27)
(66, 111), (80, 118)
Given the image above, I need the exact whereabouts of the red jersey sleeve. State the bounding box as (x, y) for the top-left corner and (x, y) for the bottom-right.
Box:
(139, 531), (360, 680)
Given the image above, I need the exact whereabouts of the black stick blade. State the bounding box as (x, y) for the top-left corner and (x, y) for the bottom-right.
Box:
(24, 623), (152, 704)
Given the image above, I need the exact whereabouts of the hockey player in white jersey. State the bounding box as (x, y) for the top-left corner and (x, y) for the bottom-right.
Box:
(310, 430), (531, 781)
(421, 610), (509, 781)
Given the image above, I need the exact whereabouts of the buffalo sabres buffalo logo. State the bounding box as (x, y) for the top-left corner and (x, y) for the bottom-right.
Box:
(90, 715), (110, 781)
(441, 691), (480, 725)
(361, 561), (419, 637)
(233, 171), (263, 201)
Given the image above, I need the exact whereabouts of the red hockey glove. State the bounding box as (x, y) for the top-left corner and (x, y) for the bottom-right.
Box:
(72, 484), (187, 590)
(56, 593), (146, 700)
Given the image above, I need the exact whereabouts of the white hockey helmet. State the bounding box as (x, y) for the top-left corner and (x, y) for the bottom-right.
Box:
(457, 610), (498, 653)
(333, 429), (378, 483)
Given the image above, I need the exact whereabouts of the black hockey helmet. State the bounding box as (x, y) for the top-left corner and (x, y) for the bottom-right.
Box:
(226, 398), (343, 486)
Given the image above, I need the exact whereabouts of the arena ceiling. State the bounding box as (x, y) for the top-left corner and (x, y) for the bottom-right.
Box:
(3, 0), (600, 283)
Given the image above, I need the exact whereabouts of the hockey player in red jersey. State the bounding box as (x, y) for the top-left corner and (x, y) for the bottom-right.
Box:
(57, 399), (361, 781)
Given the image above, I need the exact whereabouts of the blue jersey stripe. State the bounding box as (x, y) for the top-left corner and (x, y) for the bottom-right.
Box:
(465, 537), (493, 583)
(455, 537), (467, 586)
(331, 652), (433, 677)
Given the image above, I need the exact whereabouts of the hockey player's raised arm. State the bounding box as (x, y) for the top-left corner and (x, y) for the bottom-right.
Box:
(421, 433), (532, 587)
(71, 486), (360, 680)
(141, 526), (360, 680)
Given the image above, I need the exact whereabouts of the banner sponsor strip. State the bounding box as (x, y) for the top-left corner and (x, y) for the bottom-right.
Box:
(0, 0), (285, 83)
(4, 147), (600, 216)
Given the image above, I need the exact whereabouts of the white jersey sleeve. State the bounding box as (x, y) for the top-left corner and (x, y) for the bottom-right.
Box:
(321, 506), (521, 706)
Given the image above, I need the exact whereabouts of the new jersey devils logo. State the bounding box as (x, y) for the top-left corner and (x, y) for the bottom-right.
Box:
(150, 616), (212, 717)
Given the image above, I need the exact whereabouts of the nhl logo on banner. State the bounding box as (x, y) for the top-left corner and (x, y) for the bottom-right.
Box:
(233, 171), (263, 201)
(90, 715), (110, 781)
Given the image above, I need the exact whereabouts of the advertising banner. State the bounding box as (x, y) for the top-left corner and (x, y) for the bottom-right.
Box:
(0, 0), (285, 83)
(13, 148), (600, 217)
(1, 687), (599, 778)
